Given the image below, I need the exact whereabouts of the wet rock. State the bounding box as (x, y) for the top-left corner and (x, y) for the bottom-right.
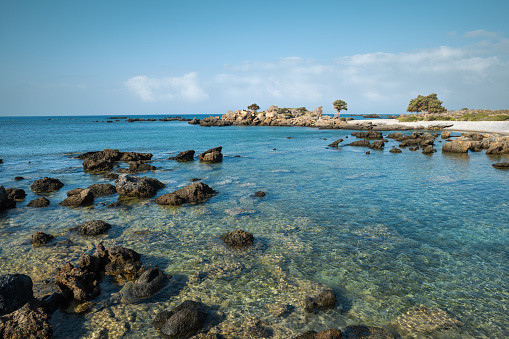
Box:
(14, 176), (25, 181)
(394, 305), (463, 334)
(220, 229), (254, 248)
(104, 246), (142, 278)
(119, 151), (153, 162)
(342, 325), (397, 338)
(422, 145), (435, 154)
(83, 157), (114, 172)
(328, 139), (344, 147)
(493, 162), (509, 169)
(153, 300), (207, 338)
(0, 185), (16, 210)
(0, 300), (52, 339)
(387, 132), (403, 139)
(390, 148), (402, 153)
(155, 182), (216, 206)
(104, 172), (119, 180)
(304, 289), (337, 313)
(117, 161), (156, 173)
(442, 139), (472, 153)
(78, 220), (111, 236)
(66, 188), (84, 196)
(87, 183), (117, 197)
(40, 292), (65, 314)
(188, 117), (201, 125)
(27, 197), (50, 208)
(348, 139), (370, 147)
(254, 191), (266, 197)
(59, 188), (94, 207)
(6, 188), (26, 201)
(31, 232), (54, 247)
(0, 274), (34, 315)
(55, 263), (100, 301)
(368, 140), (385, 149)
(30, 177), (64, 193)
(171, 150), (195, 161)
(121, 268), (170, 301)
(199, 146), (223, 163)
(116, 175), (165, 198)
(294, 329), (342, 339)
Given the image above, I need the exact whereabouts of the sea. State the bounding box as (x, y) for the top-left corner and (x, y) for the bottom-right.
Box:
(0, 114), (507, 338)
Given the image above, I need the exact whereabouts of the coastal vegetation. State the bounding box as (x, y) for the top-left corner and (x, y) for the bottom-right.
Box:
(398, 109), (509, 122)
(406, 93), (446, 114)
(332, 99), (348, 118)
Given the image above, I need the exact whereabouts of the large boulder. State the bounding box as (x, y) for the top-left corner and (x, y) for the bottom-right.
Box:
(78, 220), (111, 236)
(27, 197), (50, 208)
(0, 274), (34, 316)
(153, 300), (207, 338)
(486, 141), (509, 154)
(6, 188), (26, 201)
(121, 268), (169, 302)
(116, 175), (165, 198)
(199, 147), (223, 163)
(155, 182), (216, 206)
(55, 263), (100, 301)
(220, 229), (254, 248)
(0, 300), (52, 339)
(0, 186), (16, 210)
(442, 139), (472, 153)
(30, 177), (64, 193)
(59, 189), (94, 207)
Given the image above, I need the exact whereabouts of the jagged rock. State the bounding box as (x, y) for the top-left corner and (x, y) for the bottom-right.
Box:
(121, 268), (170, 301)
(6, 188), (26, 201)
(486, 141), (509, 154)
(304, 289), (337, 313)
(27, 197), (50, 208)
(40, 292), (65, 314)
(442, 139), (472, 153)
(387, 132), (403, 139)
(0, 185), (16, 210)
(119, 152), (153, 162)
(104, 246), (142, 278)
(188, 117), (201, 125)
(0, 274), (34, 316)
(153, 300), (207, 338)
(116, 175), (164, 198)
(368, 140), (385, 149)
(155, 182), (216, 206)
(55, 263), (100, 301)
(221, 229), (254, 248)
(117, 161), (156, 173)
(171, 150), (195, 161)
(395, 305), (463, 333)
(0, 300), (52, 339)
(294, 329), (342, 339)
(87, 183), (116, 197)
(83, 157), (114, 172)
(59, 189), (94, 207)
(31, 232), (54, 247)
(199, 147), (223, 163)
(328, 139), (344, 147)
(493, 162), (509, 169)
(30, 177), (64, 193)
(348, 139), (370, 147)
(342, 325), (397, 338)
(78, 220), (111, 236)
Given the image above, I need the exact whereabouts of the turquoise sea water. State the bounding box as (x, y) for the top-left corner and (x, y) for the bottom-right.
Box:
(0, 115), (508, 338)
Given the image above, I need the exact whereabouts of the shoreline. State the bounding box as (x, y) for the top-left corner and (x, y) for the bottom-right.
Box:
(360, 119), (509, 135)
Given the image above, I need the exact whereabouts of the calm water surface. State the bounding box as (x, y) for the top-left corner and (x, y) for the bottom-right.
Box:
(0, 115), (508, 338)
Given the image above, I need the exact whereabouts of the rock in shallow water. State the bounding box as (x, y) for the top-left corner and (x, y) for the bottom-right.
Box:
(220, 229), (254, 248)
(30, 177), (64, 193)
(394, 305), (463, 334)
(27, 197), (50, 207)
(342, 325), (397, 339)
(293, 328), (342, 339)
(116, 175), (164, 198)
(78, 220), (111, 236)
(155, 182), (216, 206)
(153, 300), (207, 338)
(31, 232), (54, 247)
(0, 300), (52, 339)
(59, 188), (94, 207)
(121, 267), (170, 302)
(0, 274), (34, 316)
(6, 188), (26, 201)
(0, 185), (16, 210)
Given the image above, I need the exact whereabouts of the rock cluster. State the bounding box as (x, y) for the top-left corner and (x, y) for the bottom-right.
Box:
(442, 133), (509, 154)
(76, 149), (153, 172)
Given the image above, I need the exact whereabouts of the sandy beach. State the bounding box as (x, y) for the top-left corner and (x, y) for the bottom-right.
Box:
(363, 119), (509, 135)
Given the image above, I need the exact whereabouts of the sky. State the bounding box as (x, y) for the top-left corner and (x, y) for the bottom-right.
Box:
(1, 0), (509, 116)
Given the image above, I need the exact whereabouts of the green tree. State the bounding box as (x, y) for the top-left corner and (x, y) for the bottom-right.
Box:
(332, 100), (347, 118)
(407, 93), (446, 115)
(248, 103), (260, 113)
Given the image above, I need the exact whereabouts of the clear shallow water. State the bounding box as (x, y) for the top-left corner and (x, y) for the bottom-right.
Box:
(0, 116), (508, 338)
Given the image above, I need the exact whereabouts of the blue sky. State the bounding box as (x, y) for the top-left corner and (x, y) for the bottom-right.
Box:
(1, 0), (508, 116)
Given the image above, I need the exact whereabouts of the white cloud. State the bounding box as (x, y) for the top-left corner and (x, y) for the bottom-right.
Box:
(125, 72), (208, 102)
(464, 29), (499, 39)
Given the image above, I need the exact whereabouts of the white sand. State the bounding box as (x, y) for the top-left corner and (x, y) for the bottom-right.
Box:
(361, 119), (509, 135)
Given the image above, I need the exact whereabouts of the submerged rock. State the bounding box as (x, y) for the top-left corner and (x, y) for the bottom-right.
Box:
(59, 188), (94, 207)
(253, 191), (266, 197)
(78, 220), (111, 236)
(153, 300), (207, 338)
(30, 177), (64, 193)
(116, 175), (165, 198)
(87, 183), (117, 197)
(220, 229), (254, 248)
(155, 182), (216, 206)
(121, 268), (169, 302)
(395, 305), (463, 334)
(304, 289), (337, 313)
(342, 325), (397, 339)
(390, 148), (402, 153)
(104, 246), (142, 278)
(0, 274), (34, 316)
(117, 161), (156, 173)
(199, 146), (223, 163)
(83, 157), (114, 172)
(0, 300), (52, 339)
(32, 232), (54, 247)
(27, 197), (50, 208)
(14, 176), (25, 181)
(294, 329), (342, 339)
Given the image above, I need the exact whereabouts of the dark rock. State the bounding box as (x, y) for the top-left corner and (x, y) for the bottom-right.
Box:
(190, 178), (201, 182)
(199, 146), (223, 163)
(31, 232), (54, 247)
(422, 145), (435, 154)
(153, 300), (207, 338)
(342, 325), (396, 339)
(117, 161), (156, 173)
(119, 152), (153, 162)
(0, 300), (52, 339)
(0, 185), (16, 210)
(368, 140), (385, 149)
(6, 188), (26, 201)
(366, 151), (370, 154)
(104, 246), (142, 278)
(387, 132), (403, 139)
(221, 229), (254, 248)
(40, 292), (65, 314)
(116, 175), (165, 198)
(59, 189), (94, 207)
(155, 182), (216, 206)
(122, 268), (169, 301)
(78, 220), (111, 236)
(254, 191), (266, 197)
(104, 172), (120, 180)
(173, 150), (195, 162)
(304, 289), (337, 313)
(0, 274), (34, 316)
(493, 162), (509, 169)
(14, 177), (25, 181)
(27, 197), (50, 208)
(294, 329), (342, 339)
(30, 177), (64, 193)
(348, 139), (370, 147)
(390, 148), (402, 153)
(328, 139), (344, 147)
(351, 131), (383, 139)
(87, 183), (116, 197)
(188, 117), (201, 125)
(83, 157), (114, 172)
(55, 263), (100, 301)
(66, 188), (84, 196)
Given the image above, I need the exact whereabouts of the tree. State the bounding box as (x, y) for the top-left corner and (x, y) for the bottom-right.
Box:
(407, 93), (446, 115)
(248, 103), (260, 113)
(332, 100), (347, 118)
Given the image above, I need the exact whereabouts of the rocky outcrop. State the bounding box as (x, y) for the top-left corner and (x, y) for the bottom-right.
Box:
(116, 175), (165, 198)
(153, 300), (207, 338)
(0, 186), (16, 210)
(83, 157), (114, 172)
(493, 162), (509, 169)
(155, 182), (216, 206)
(387, 132), (403, 139)
(220, 229), (254, 248)
(441, 131), (451, 139)
(304, 289), (337, 313)
(328, 139), (343, 147)
(199, 147), (223, 163)
(117, 161), (156, 173)
(351, 131), (383, 139)
(0, 274), (34, 316)
(32, 232), (54, 247)
(103, 245), (142, 278)
(30, 177), (64, 193)
(120, 268), (169, 302)
(294, 329), (342, 339)
(170, 150), (195, 161)
(27, 197), (50, 208)
(368, 140), (385, 149)
(6, 188), (26, 201)
(348, 139), (370, 147)
(390, 148), (402, 153)
(77, 149), (153, 172)
(59, 189), (94, 207)
(0, 300), (52, 339)
(442, 139), (472, 153)
(188, 117), (201, 125)
(78, 220), (111, 236)
(422, 145), (435, 154)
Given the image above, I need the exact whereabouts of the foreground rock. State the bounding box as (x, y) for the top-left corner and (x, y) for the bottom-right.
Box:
(116, 175), (165, 198)
(27, 197), (50, 208)
(493, 162), (509, 169)
(30, 177), (64, 193)
(294, 329), (342, 339)
(199, 147), (223, 163)
(59, 189), (94, 207)
(120, 268), (169, 302)
(220, 229), (254, 248)
(0, 300), (52, 339)
(304, 289), (337, 313)
(153, 300), (207, 338)
(0, 274), (34, 315)
(6, 188), (26, 201)
(55, 263), (100, 301)
(155, 182), (216, 206)
(0, 186), (16, 211)
(32, 232), (54, 247)
(78, 220), (111, 236)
